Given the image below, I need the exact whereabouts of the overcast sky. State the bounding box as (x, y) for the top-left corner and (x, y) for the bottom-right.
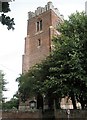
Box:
(0, 0), (86, 100)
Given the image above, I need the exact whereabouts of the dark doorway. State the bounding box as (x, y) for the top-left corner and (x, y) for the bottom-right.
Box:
(37, 93), (43, 110)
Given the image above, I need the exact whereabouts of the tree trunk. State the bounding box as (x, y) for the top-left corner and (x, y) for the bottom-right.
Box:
(81, 102), (85, 109)
(70, 92), (77, 109)
(37, 93), (43, 110)
(55, 97), (60, 109)
(48, 96), (54, 110)
(80, 96), (85, 109)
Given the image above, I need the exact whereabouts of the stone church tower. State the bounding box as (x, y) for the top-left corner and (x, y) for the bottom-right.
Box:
(22, 2), (63, 73)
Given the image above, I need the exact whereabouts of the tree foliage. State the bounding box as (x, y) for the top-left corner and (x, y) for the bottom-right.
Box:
(55, 12), (87, 109)
(16, 73), (36, 102)
(0, 1), (15, 30)
(2, 94), (19, 110)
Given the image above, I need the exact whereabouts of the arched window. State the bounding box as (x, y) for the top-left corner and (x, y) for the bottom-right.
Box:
(40, 20), (42, 30)
(37, 21), (39, 32)
(36, 19), (42, 32)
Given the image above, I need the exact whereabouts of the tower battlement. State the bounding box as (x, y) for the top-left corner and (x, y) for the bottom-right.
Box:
(28, 2), (64, 20)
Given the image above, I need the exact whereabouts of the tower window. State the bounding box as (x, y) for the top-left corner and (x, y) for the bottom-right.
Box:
(37, 21), (39, 32)
(40, 20), (42, 30)
(38, 39), (41, 46)
(36, 19), (42, 32)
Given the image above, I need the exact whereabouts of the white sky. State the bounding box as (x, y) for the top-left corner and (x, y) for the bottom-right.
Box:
(0, 0), (86, 100)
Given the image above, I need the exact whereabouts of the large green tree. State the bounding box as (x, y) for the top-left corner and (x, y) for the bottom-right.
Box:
(55, 12), (87, 109)
(0, 1), (15, 30)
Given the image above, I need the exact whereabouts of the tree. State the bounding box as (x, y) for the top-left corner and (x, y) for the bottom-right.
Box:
(16, 73), (36, 102)
(17, 59), (63, 109)
(0, 1), (15, 30)
(0, 70), (7, 109)
(2, 94), (19, 110)
(52, 12), (87, 109)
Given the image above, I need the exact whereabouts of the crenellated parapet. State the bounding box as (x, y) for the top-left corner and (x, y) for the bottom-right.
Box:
(28, 1), (64, 20)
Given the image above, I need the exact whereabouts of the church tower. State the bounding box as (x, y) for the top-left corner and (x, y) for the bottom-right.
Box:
(85, 1), (87, 14)
(22, 2), (63, 73)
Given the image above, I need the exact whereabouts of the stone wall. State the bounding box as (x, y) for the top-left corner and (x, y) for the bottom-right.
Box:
(2, 110), (42, 120)
(1, 110), (87, 120)
(55, 110), (87, 119)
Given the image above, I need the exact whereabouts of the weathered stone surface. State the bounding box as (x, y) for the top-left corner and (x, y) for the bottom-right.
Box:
(2, 110), (87, 120)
